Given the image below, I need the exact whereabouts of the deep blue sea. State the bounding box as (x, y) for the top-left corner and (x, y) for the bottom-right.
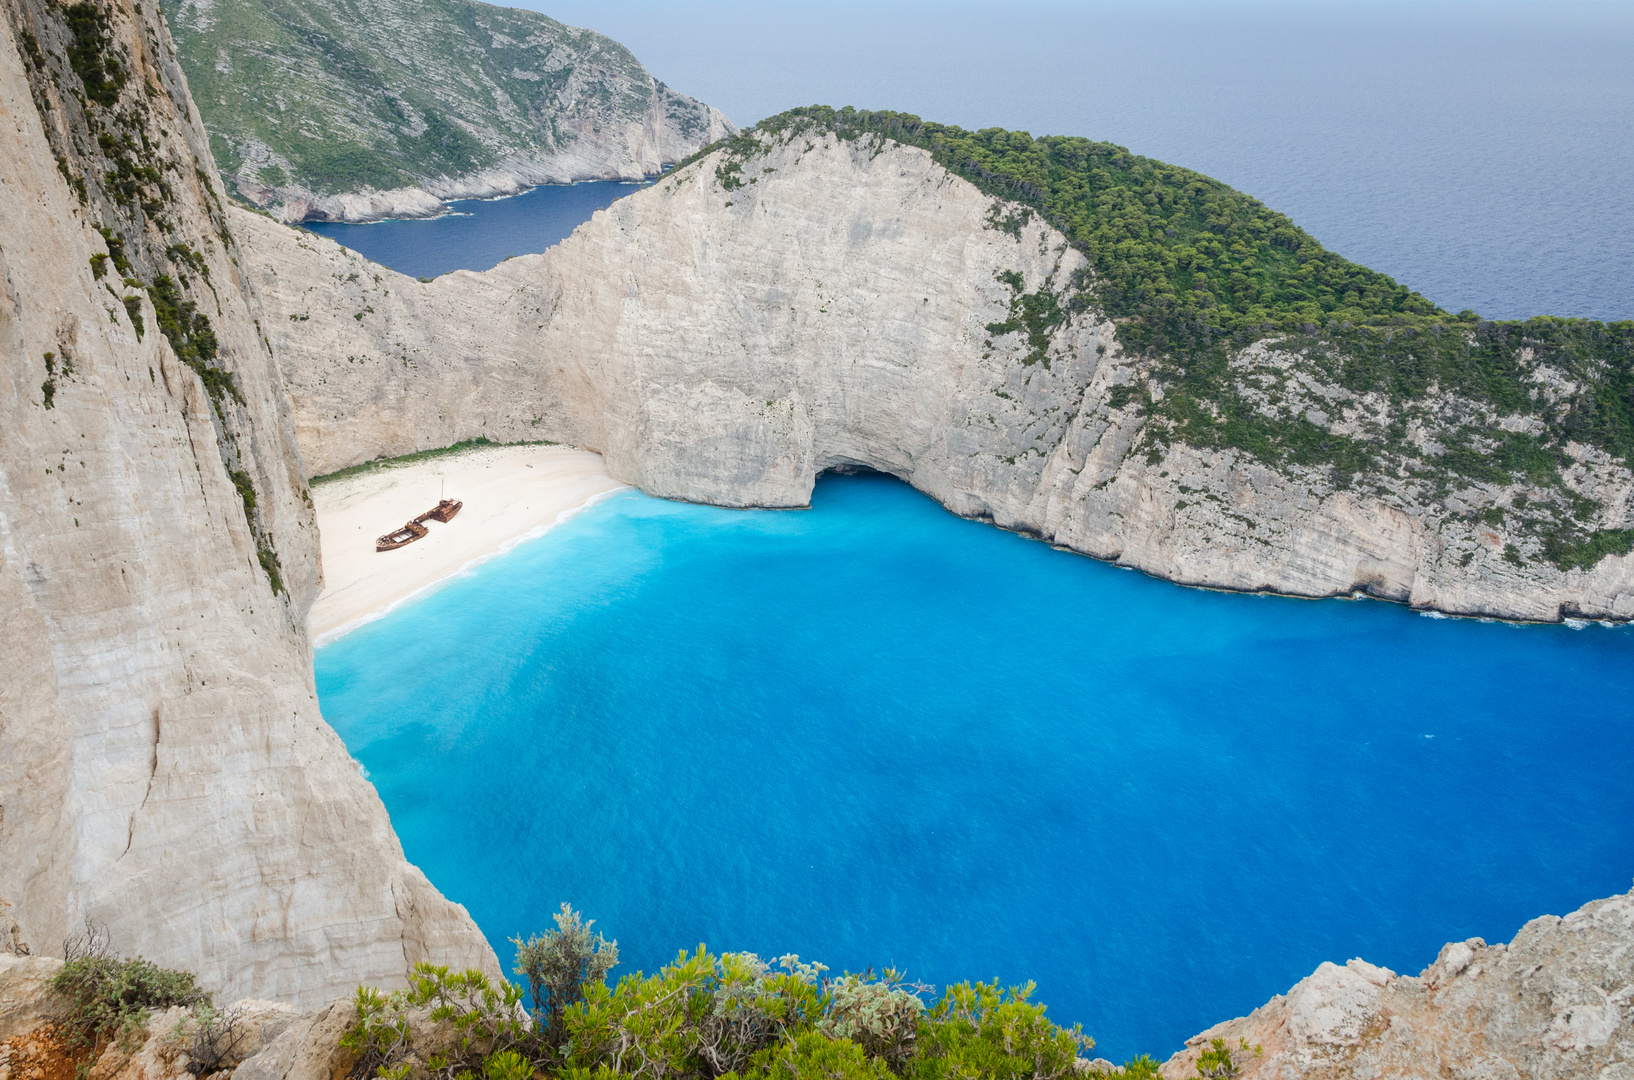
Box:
(316, 475), (1634, 1061)
(305, 180), (647, 279)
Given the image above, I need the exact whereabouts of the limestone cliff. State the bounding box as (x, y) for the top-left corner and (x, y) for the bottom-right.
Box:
(160, 0), (735, 223)
(0, 0), (494, 1003)
(1158, 888), (1634, 1080)
(239, 131), (1634, 622)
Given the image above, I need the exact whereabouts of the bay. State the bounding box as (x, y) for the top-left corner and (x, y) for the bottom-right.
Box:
(315, 475), (1634, 1061)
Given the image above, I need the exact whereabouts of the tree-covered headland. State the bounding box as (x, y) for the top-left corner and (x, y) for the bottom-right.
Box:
(686, 107), (1634, 573)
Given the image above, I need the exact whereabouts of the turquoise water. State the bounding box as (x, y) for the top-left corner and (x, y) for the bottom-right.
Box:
(315, 474), (1634, 1060)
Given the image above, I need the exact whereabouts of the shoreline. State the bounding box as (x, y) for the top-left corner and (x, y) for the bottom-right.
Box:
(297, 177), (648, 229)
(307, 444), (627, 644)
(266, 167), (674, 226)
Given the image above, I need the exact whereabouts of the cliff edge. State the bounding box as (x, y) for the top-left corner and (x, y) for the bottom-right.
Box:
(4, 888), (1630, 1080)
(1159, 888), (1634, 1080)
(0, 0), (495, 1002)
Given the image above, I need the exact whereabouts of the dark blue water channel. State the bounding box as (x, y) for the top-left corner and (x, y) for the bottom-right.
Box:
(314, 475), (1634, 1062)
(303, 180), (647, 280)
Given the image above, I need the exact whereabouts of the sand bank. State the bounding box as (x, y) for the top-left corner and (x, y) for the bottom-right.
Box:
(308, 444), (626, 643)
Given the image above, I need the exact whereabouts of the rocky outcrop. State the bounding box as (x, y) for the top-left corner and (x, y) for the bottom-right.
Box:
(89, 999), (306, 1080)
(0, 956), (67, 1040)
(1159, 887), (1634, 1080)
(0, 0), (495, 1003)
(160, 0), (735, 223)
(0, 954), (311, 1080)
(238, 132), (1634, 622)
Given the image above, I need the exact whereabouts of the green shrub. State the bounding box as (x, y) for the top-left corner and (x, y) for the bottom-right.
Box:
(513, 904), (618, 1042)
(123, 295), (144, 339)
(561, 948), (827, 1078)
(914, 982), (1089, 1080)
(1194, 1038), (1259, 1079)
(340, 963), (531, 1080)
(51, 927), (208, 1052)
(734, 1031), (893, 1080)
(480, 1050), (534, 1080)
(175, 1003), (252, 1076)
(345, 911), (1120, 1080)
(819, 974), (924, 1070)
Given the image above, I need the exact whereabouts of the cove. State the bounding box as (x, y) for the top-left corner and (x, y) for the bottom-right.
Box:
(314, 473), (1634, 1061)
(304, 179), (646, 279)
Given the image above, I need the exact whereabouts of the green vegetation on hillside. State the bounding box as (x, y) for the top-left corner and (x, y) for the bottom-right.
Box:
(343, 905), (1174, 1080)
(64, 1), (126, 107)
(693, 108), (1634, 572)
(159, 0), (722, 207)
(308, 436), (560, 486)
(705, 106), (1442, 354)
(18, 0), (287, 596)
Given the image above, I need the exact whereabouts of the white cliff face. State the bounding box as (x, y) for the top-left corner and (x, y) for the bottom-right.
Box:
(240, 131), (1104, 507)
(241, 133), (1634, 622)
(0, 0), (494, 1003)
(1158, 888), (1634, 1080)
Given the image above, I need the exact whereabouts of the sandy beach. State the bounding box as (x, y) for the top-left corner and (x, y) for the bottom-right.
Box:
(308, 444), (626, 643)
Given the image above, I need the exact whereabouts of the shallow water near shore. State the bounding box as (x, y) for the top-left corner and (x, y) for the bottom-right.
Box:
(315, 474), (1634, 1060)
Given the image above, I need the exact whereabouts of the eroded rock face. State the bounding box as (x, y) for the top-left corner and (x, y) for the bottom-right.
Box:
(0, 0), (494, 1003)
(0, 957), (67, 1040)
(240, 133), (1634, 622)
(1158, 888), (1634, 1080)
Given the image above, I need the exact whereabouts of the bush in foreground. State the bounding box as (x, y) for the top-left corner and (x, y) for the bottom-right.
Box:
(51, 923), (208, 1054)
(341, 906), (1168, 1080)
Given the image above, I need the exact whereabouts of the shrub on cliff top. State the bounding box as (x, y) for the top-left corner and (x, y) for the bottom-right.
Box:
(512, 902), (617, 1041)
(342, 906), (1126, 1080)
(691, 105), (1443, 356)
(52, 923), (208, 1053)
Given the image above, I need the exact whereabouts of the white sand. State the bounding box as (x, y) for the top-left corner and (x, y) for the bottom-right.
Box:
(308, 444), (626, 643)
